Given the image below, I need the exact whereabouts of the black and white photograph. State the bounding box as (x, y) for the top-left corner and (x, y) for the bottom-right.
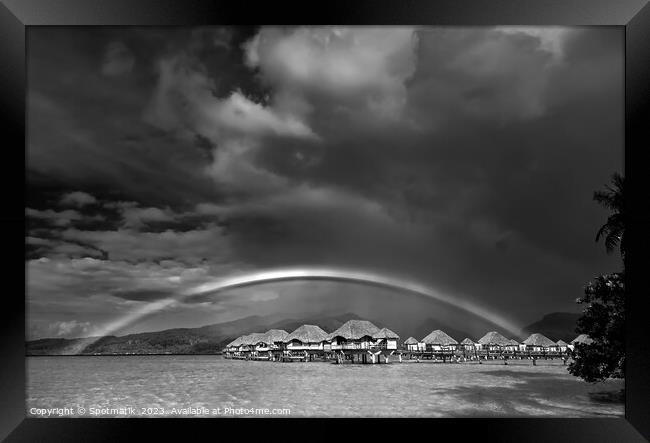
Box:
(26, 25), (626, 418)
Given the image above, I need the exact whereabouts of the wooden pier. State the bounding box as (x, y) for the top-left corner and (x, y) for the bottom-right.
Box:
(224, 348), (572, 365)
(222, 321), (574, 366)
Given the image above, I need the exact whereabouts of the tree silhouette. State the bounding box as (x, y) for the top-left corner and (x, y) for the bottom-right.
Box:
(594, 173), (625, 260)
(568, 273), (625, 382)
(569, 173), (626, 383)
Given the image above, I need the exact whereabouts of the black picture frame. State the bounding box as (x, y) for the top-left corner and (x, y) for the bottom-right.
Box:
(2, 1), (649, 441)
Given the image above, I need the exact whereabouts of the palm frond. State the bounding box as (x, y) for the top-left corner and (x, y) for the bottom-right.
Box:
(595, 224), (610, 243)
(594, 173), (625, 258)
(605, 231), (622, 254)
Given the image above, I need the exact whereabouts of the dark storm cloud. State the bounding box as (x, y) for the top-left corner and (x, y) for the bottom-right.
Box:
(207, 26), (622, 318)
(27, 27), (261, 210)
(111, 288), (175, 302)
(26, 26), (623, 337)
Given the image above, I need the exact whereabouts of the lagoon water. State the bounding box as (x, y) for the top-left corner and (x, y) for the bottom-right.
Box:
(27, 355), (623, 418)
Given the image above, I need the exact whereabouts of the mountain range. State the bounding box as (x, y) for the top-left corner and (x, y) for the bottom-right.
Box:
(26, 311), (581, 355)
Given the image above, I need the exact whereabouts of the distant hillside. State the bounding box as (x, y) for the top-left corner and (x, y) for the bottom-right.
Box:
(412, 318), (473, 343)
(25, 312), (375, 356)
(522, 312), (581, 342)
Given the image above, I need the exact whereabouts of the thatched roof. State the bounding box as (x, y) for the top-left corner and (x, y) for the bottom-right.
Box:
(404, 337), (419, 345)
(478, 331), (511, 346)
(523, 333), (556, 347)
(284, 324), (329, 343)
(231, 335), (251, 347)
(260, 329), (289, 344)
(460, 338), (475, 345)
(227, 336), (243, 347)
(571, 334), (593, 345)
(327, 320), (380, 340)
(372, 327), (400, 340)
(421, 329), (458, 345)
(241, 333), (265, 345)
(556, 340), (569, 346)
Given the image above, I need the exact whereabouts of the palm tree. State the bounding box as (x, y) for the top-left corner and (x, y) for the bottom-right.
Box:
(594, 173), (625, 259)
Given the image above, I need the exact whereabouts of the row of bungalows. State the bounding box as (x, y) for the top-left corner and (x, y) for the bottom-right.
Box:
(224, 321), (589, 362)
(556, 340), (569, 352)
(224, 333), (264, 359)
(478, 332), (574, 355)
(519, 333), (591, 354)
(400, 330), (577, 357)
(224, 320), (400, 361)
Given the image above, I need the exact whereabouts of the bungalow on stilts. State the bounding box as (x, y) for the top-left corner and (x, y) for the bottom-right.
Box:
(371, 327), (400, 363)
(241, 333), (265, 359)
(522, 333), (557, 364)
(283, 325), (329, 362)
(460, 338), (478, 360)
(522, 333), (556, 352)
(421, 329), (458, 362)
(255, 329), (289, 361)
(477, 331), (511, 362)
(403, 336), (423, 350)
(327, 319), (382, 364)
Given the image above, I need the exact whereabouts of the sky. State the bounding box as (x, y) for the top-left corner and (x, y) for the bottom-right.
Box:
(26, 26), (623, 340)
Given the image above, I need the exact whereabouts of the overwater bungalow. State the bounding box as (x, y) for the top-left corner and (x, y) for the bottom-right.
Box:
(255, 329), (289, 354)
(226, 336), (248, 358)
(477, 331), (511, 352)
(372, 327), (399, 350)
(554, 340), (569, 352)
(230, 336), (245, 349)
(284, 325), (329, 351)
(460, 338), (477, 352)
(403, 336), (423, 351)
(241, 333), (266, 354)
(224, 337), (237, 352)
(421, 330), (458, 352)
(235, 334), (250, 353)
(522, 333), (556, 352)
(223, 337), (242, 357)
(327, 320), (381, 350)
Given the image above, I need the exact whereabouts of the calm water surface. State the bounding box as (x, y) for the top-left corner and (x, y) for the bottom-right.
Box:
(27, 355), (624, 417)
